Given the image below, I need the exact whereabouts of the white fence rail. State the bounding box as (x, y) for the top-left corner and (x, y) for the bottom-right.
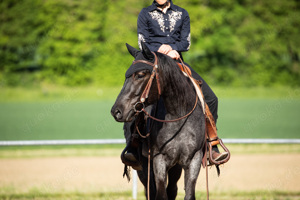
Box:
(0, 138), (299, 146)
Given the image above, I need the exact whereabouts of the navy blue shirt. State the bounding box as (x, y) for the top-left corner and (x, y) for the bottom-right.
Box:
(137, 0), (191, 53)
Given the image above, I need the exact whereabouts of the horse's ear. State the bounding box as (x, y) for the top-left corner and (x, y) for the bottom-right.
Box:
(141, 42), (154, 61)
(126, 43), (140, 58)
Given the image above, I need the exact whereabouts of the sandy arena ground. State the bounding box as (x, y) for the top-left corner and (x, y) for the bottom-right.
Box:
(0, 153), (299, 194)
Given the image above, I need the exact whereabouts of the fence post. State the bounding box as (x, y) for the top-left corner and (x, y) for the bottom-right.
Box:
(132, 170), (138, 199)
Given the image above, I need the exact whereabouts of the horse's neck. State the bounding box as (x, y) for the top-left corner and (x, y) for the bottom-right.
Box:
(161, 79), (195, 118)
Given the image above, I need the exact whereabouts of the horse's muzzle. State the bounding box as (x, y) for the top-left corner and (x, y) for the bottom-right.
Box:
(111, 106), (135, 122)
(111, 107), (123, 122)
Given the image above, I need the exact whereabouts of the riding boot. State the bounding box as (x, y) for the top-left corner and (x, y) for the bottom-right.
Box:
(122, 121), (143, 171)
(122, 144), (143, 171)
(124, 146), (138, 162)
(211, 145), (229, 162)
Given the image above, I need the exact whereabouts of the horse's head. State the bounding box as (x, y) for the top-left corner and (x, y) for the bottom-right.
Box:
(111, 43), (159, 122)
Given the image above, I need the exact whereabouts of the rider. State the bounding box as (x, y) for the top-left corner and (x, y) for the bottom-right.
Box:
(124, 0), (228, 166)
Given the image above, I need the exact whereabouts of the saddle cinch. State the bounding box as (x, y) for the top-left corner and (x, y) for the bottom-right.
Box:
(177, 62), (231, 166)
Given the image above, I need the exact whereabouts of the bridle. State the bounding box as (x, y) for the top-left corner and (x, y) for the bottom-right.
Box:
(132, 52), (198, 123)
(133, 52), (161, 104)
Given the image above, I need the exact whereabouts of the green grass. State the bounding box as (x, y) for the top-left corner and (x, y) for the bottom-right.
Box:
(0, 86), (121, 102)
(0, 86), (299, 141)
(0, 190), (134, 200)
(0, 99), (299, 141)
(217, 98), (300, 139)
(0, 144), (299, 158)
(0, 144), (125, 158)
(0, 100), (123, 140)
(0, 190), (298, 200)
(1, 86), (300, 102)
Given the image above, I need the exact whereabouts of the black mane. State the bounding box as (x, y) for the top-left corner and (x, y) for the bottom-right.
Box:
(155, 53), (196, 113)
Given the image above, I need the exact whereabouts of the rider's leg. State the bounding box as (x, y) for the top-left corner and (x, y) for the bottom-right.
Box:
(123, 121), (139, 162)
(122, 120), (144, 171)
(184, 63), (228, 161)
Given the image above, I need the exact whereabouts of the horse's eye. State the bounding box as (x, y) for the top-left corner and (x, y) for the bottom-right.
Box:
(136, 72), (146, 79)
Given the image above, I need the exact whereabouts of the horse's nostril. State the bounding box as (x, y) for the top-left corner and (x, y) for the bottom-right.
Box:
(114, 109), (122, 120)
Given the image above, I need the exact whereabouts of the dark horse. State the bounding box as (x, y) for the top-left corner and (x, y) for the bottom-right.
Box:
(111, 43), (206, 200)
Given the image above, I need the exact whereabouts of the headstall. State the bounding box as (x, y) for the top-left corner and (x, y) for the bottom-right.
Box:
(132, 52), (198, 123)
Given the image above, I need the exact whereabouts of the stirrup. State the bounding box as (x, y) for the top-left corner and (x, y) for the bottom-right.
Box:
(207, 138), (230, 166)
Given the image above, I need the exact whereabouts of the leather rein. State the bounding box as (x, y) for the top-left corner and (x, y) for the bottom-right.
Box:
(132, 52), (198, 123)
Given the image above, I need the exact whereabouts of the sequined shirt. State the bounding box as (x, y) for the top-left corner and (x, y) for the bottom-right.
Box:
(137, 0), (191, 52)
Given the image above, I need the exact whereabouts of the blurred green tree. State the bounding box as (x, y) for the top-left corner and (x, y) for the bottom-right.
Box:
(0, 0), (299, 87)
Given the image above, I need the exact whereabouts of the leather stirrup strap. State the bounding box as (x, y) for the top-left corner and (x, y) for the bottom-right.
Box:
(205, 103), (219, 146)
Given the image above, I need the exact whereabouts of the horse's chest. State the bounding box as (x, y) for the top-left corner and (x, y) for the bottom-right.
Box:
(152, 125), (201, 165)
(154, 133), (195, 158)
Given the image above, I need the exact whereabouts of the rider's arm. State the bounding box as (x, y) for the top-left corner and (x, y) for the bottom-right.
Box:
(169, 9), (191, 52)
(137, 9), (161, 52)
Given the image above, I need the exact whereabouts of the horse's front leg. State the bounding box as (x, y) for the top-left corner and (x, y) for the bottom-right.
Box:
(167, 164), (182, 200)
(153, 154), (168, 200)
(184, 150), (202, 200)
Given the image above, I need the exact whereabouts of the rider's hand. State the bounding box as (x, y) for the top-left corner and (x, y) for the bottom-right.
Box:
(158, 44), (172, 54)
(167, 50), (180, 60)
